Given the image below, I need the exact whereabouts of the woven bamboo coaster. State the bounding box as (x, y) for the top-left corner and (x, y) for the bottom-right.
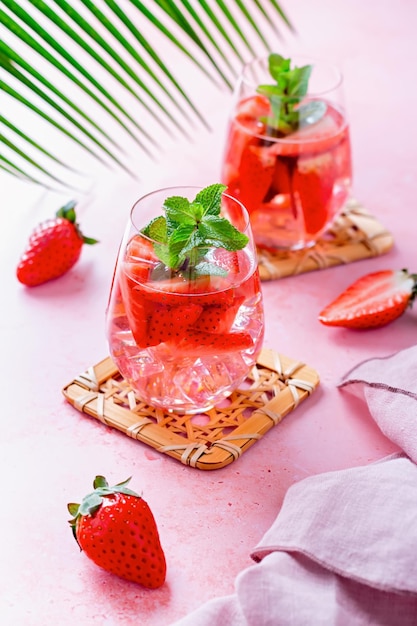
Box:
(62, 348), (319, 470)
(257, 199), (394, 281)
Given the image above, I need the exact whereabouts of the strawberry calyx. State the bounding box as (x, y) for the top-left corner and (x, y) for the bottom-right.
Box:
(405, 268), (417, 305)
(57, 200), (98, 246)
(67, 475), (140, 545)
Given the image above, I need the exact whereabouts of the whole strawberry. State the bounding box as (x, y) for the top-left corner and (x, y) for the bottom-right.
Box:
(16, 200), (97, 286)
(319, 269), (417, 329)
(68, 475), (166, 589)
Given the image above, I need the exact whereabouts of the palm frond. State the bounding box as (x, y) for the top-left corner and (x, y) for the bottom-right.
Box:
(1, 0), (294, 188)
(0, 7), (155, 153)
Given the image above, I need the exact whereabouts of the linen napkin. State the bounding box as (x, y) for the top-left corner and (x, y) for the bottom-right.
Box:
(171, 344), (417, 625)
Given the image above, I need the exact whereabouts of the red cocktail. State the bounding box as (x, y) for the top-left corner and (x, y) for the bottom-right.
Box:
(106, 185), (264, 414)
(221, 55), (352, 250)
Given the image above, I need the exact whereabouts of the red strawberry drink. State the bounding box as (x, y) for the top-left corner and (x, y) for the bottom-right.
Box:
(222, 54), (352, 250)
(106, 185), (264, 414)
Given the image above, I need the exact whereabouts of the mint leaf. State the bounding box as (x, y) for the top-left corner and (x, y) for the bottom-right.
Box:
(194, 183), (226, 217)
(169, 223), (201, 267)
(142, 216), (167, 243)
(256, 53), (323, 135)
(269, 54), (290, 80)
(199, 215), (249, 251)
(153, 242), (174, 267)
(287, 65), (312, 97)
(141, 183), (249, 279)
(163, 195), (196, 234)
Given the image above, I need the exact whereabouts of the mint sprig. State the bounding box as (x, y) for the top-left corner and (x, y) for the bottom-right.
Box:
(141, 183), (249, 280)
(256, 53), (325, 136)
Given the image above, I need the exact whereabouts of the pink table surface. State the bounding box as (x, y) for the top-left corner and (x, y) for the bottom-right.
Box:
(1, 1), (416, 624)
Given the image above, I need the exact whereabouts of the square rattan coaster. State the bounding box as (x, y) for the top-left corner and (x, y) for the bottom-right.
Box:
(257, 199), (394, 281)
(62, 348), (319, 470)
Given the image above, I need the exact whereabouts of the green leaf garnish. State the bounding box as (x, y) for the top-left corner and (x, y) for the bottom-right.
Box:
(141, 183), (249, 279)
(256, 53), (324, 136)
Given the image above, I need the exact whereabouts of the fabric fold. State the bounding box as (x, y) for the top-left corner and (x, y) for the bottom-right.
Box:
(172, 344), (417, 625)
(338, 344), (417, 463)
(251, 453), (417, 594)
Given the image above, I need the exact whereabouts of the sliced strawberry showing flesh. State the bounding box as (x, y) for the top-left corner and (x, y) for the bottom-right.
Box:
(175, 329), (253, 356)
(319, 269), (417, 329)
(146, 303), (203, 346)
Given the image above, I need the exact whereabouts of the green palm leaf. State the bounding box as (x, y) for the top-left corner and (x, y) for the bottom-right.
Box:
(1, 0), (294, 188)
(0, 7), (156, 156)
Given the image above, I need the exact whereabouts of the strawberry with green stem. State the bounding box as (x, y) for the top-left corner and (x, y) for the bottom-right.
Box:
(319, 269), (417, 329)
(68, 475), (166, 589)
(17, 200), (98, 286)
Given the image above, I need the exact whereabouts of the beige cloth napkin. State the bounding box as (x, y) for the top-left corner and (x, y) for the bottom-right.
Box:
(172, 344), (417, 625)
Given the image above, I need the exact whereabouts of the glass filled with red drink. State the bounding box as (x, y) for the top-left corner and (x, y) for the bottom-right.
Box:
(106, 184), (264, 414)
(221, 54), (352, 251)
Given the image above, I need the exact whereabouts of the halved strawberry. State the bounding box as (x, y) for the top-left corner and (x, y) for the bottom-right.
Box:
(146, 303), (203, 346)
(175, 329), (253, 356)
(319, 269), (417, 329)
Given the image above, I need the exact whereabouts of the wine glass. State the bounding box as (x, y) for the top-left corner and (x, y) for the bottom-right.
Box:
(221, 54), (353, 251)
(105, 185), (265, 414)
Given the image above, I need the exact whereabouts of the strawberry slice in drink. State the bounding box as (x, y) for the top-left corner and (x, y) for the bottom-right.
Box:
(293, 152), (336, 234)
(238, 145), (275, 213)
(146, 303), (203, 347)
(126, 234), (158, 262)
(175, 329), (253, 356)
(123, 235), (159, 284)
(120, 277), (155, 347)
(235, 94), (271, 120)
(192, 297), (245, 334)
(222, 95), (270, 188)
(141, 275), (235, 307)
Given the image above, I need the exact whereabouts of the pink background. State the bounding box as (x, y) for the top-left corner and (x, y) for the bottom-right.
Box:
(1, 1), (416, 623)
